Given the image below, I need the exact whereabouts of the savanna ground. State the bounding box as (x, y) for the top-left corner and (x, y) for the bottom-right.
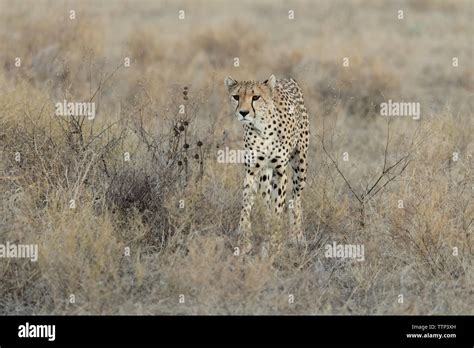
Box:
(0, 0), (473, 314)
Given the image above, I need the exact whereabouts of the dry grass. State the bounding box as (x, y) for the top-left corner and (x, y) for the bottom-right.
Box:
(0, 0), (472, 315)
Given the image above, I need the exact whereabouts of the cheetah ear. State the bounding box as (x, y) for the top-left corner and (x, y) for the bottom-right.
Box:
(263, 74), (276, 90)
(225, 76), (238, 92)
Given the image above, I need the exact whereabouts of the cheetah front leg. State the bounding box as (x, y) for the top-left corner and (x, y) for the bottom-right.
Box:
(271, 168), (288, 216)
(259, 168), (274, 212)
(238, 171), (258, 254)
(263, 166), (288, 254)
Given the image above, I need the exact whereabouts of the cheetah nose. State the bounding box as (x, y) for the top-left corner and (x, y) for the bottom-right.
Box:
(239, 110), (250, 117)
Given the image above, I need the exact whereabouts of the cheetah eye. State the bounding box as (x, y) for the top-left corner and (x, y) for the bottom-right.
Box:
(232, 95), (239, 101)
(252, 95), (261, 101)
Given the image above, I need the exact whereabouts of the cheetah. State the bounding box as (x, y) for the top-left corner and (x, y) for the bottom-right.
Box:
(225, 74), (309, 253)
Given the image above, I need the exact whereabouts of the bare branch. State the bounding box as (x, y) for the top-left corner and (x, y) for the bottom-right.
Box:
(321, 137), (363, 204)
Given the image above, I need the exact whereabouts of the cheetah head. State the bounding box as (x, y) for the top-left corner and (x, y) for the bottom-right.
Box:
(224, 75), (276, 127)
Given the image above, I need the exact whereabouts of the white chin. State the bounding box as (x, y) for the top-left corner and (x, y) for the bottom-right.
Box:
(239, 118), (252, 124)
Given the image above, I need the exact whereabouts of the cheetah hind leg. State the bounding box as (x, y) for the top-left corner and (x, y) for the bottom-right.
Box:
(289, 151), (307, 247)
